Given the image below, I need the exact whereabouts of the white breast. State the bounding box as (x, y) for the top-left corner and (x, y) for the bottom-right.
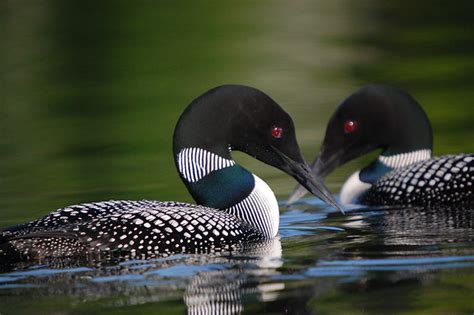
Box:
(225, 174), (279, 238)
(340, 171), (372, 204)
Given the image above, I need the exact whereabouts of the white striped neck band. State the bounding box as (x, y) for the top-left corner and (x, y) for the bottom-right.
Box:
(378, 149), (432, 169)
(224, 174), (279, 238)
(177, 147), (235, 183)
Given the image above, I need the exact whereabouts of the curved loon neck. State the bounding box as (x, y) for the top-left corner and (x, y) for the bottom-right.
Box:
(175, 147), (279, 238)
(360, 148), (432, 184)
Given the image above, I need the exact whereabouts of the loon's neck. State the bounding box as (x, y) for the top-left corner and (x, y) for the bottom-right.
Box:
(176, 147), (279, 238)
(340, 149), (432, 204)
(378, 149), (432, 169)
(360, 149), (432, 184)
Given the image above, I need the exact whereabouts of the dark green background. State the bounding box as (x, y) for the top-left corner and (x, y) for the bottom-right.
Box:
(1, 1), (473, 314)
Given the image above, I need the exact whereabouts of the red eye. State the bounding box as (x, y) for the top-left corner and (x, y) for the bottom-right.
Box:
(344, 120), (358, 134)
(271, 126), (283, 138)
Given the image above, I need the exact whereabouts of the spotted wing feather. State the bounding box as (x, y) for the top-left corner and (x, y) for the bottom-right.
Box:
(1, 201), (265, 261)
(362, 154), (473, 206)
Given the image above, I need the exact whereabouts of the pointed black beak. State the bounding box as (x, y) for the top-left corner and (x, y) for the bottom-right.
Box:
(272, 146), (344, 214)
(287, 148), (344, 205)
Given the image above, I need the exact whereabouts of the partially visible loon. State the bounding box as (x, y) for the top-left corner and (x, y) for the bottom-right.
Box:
(0, 85), (341, 263)
(289, 84), (473, 206)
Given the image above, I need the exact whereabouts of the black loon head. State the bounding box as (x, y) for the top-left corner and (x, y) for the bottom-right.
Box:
(173, 84), (342, 212)
(316, 84), (432, 174)
(289, 84), (433, 203)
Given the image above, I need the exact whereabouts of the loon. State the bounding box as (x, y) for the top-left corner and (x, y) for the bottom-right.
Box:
(289, 84), (473, 206)
(0, 85), (341, 263)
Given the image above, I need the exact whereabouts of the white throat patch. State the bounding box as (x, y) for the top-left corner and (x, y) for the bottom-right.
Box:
(177, 147), (235, 183)
(340, 170), (372, 205)
(378, 149), (431, 169)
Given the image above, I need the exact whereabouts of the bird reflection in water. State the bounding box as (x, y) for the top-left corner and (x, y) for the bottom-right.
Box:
(0, 237), (284, 314)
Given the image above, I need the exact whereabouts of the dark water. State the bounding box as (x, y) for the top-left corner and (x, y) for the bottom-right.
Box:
(1, 1), (473, 314)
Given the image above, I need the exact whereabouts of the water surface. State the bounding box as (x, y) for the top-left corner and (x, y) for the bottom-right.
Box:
(1, 1), (473, 314)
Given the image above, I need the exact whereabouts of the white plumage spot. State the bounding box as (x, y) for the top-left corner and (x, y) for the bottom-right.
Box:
(134, 218), (144, 225)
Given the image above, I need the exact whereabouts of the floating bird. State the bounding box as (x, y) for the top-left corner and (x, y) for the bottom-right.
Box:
(289, 84), (473, 206)
(1, 85), (341, 263)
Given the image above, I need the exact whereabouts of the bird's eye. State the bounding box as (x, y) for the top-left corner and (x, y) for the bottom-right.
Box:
(344, 120), (358, 134)
(271, 126), (283, 138)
